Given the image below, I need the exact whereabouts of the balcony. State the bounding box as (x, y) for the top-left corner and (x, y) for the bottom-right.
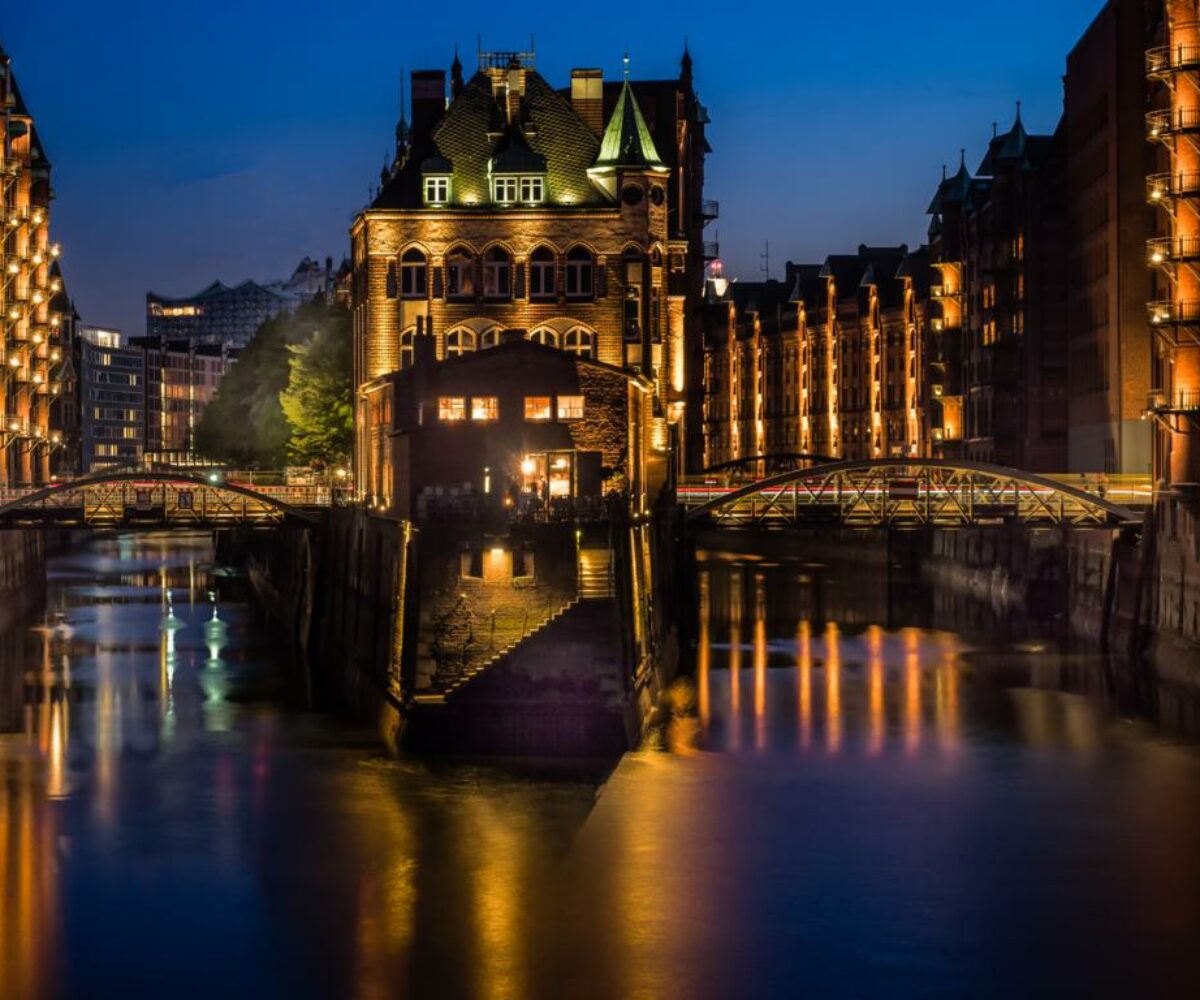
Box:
(1148, 388), (1200, 413)
(698, 199), (719, 225)
(1147, 37), (1200, 79)
(1147, 236), (1200, 266)
(702, 240), (720, 260)
(1148, 300), (1200, 326)
(1148, 172), (1200, 202)
(1147, 107), (1200, 141)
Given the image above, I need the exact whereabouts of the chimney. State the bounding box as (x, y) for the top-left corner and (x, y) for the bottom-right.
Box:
(410, 69), (447, 143)
(571, 69), (604, 135)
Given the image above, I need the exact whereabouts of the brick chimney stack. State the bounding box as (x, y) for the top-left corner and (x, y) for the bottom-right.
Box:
(410, 70), (446, 144)
(571, 69), (604, 135)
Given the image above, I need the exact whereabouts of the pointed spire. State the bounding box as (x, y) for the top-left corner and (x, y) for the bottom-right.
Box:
(592, 59), (666, 172)
(451, 43), (464, 98)
(1015, 99), (1022, 124)
(681, 38), (693, 84)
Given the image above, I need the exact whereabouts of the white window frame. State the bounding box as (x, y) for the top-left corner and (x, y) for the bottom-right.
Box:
(424, 176), (450, 205)
(519, 176), (545, 203)
(493, 177), (518, 203)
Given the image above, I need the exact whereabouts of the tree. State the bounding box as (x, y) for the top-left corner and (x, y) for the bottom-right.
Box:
(194, 299), (349, 468)
(279, 312), (353, 467)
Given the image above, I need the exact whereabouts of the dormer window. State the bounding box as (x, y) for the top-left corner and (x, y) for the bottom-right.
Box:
(494, 177), (518, 203)
(492, 175), (545, 205)
(519, 176), (544, 203)
(424, 176), (450, 205)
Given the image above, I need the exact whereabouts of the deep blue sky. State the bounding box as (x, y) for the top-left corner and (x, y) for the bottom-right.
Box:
(2, 0), (1103, 334)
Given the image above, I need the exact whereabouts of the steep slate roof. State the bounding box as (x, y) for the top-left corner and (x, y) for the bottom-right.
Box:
(593, 79), (665, 170)
(374, 69), (604, 209)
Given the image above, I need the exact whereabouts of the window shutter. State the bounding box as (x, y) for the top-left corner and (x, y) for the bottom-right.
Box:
(514, 262), (525, 299)
(385, 263), (397, 299)
(433, 266), (444, 299)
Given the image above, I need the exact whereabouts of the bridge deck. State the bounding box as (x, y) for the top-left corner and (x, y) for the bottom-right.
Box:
(679, 462), (1146, 529)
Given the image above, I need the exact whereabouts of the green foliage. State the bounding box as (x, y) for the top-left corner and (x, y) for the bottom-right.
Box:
(279, 310), (353, 467)
(194, 299), (350, 469)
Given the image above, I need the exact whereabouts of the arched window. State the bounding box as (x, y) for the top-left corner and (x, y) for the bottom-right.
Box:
(650, 246), (663, 267)
(400, 248), (427, 298)
(563, 327), (594, 359)
(480, 327), (502, 349)
(529, 246), (556, 300)
(529, 328), (558, 348)
(446, 247), (474, 299)
(483, 246), (511, 299)
(399, 328), (416, 370)
(565, 246), (593, 299)
(445, 328), (477, 357)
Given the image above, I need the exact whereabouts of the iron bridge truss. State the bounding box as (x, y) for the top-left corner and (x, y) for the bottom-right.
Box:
(681, 459), (1142, 529)
(0, 472), (326, 529)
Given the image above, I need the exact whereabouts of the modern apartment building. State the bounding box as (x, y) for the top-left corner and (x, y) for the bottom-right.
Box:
(78, 326), (144, 472)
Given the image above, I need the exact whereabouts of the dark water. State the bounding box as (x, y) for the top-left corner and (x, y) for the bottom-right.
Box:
(3, 534), (1200, 999)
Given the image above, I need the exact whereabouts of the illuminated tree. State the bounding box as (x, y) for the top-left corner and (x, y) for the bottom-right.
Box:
(279, 316), (352, 467)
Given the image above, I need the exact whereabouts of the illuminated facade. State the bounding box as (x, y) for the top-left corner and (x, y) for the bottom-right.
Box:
(1, 44), (70, 487)
(701, 246), (930, 472)
(1146, 1), (1200, 488)
(353, 48), (710, 506)
(78, 326), (144, 472)
(128, 336), (236, 466)
(927, 117), (1069, 472)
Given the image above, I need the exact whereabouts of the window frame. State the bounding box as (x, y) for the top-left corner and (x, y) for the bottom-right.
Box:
(400, 249), (427, 298)
(523, 396), (553, 422)
(493, 176), (518, 204)
(423, 176), (450, 205)
(557, 395), (585, 420)
(519, 176), (545, 203)
(565, 247), (593, 299)
(529, 247), (556, 300)
(445, 328), (477, 357)
(563, 327), (594, 359)
(446, 248), (475, 299)
(471, 396), (499, 422)
(438, 396), (467, 422)
(482, 247), (512, 299)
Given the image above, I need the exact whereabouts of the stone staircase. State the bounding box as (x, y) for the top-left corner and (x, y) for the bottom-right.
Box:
(578, 546), (613, 599)
(412, 598), (580, 705)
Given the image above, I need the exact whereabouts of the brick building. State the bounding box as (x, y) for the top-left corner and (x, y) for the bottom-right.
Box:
(352, 47), (710, 509)
(363, 331), (656, 518)
(1, 43), (72, 487)
(927, 114), (1069, 472)
(1065, 0), (1154, 476)
(700, 245), (930, 473)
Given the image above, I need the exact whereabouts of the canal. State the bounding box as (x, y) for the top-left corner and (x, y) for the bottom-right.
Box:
(2, 533), (1200, 998)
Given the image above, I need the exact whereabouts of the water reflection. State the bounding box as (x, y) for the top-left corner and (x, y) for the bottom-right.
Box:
(1, 536), (1200, 998)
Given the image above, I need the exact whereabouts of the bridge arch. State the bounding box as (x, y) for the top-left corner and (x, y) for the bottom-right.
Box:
(683, 458), (1142, 528)
(0, 471), (325, 529)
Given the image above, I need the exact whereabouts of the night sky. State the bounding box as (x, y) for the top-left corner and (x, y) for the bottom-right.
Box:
(2, 0), (1102, 335)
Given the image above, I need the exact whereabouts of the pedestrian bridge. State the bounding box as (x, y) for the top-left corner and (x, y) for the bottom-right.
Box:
(679, 459), (1145, 529)
(0, 472), (330, 529)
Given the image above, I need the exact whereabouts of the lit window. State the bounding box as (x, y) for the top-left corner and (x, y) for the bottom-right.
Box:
(519, 176), (544, 203)
(530, 246), (556, 299)
(472, 396), (499, 421)
(493, 177), (518, 203)
(529, 328), (558, 348)
(401, 249), (427, 297)
(399, 329), (415, 370)
(557, 395), (584, 420)
(480, 328), (501, 349)
(524, 396), (552, 421)
(424, 176), (449, 204)
(438, 397), (466, 422)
